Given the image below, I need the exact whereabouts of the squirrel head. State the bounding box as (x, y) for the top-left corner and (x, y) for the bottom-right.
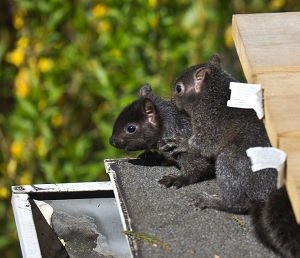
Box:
(109, 91), (162, 151)
(171, 53), (223, 114)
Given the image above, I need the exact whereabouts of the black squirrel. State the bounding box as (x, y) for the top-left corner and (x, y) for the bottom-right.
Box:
(109, 84), (191, 156)
(109, 60), (298, 258)
(162, 53), (277, 214)
(251, 186), (300, 258)
(109, 84), (215, 187)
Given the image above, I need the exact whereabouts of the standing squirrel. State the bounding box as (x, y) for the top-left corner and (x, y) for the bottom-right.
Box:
(109, 84), (215, 188)
(162, 53), (277, 214)
(251, 186), (300, 258)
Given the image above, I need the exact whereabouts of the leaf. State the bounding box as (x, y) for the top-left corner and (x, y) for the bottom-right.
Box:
(122, 230), (171, 250)
(17, 98), (38, 119)
(232, 215), (246, 227)
(74, 137), (91, 159)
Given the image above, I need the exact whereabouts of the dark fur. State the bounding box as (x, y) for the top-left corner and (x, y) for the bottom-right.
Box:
(251, 186), (300, 258)
(109, 84), (191, 152)
(165, 54), (277, 213)
(109, 84), (215, 188)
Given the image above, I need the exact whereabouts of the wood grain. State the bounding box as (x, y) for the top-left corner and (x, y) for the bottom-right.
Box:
(232, 12), (300, 223)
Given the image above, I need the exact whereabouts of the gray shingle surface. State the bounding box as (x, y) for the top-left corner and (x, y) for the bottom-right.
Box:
(106, 158), (279, 258)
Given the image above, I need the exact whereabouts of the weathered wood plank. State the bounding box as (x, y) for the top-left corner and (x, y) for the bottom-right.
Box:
(232, 12), (300, 223)
(257, 72), (300, 147)
(233, 12), (300, 83)
(280, 138), (300, 222)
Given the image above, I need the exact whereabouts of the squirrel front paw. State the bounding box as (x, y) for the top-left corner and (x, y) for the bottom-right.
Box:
(158, 174), (187, 189)
(159, 137), (188, 156)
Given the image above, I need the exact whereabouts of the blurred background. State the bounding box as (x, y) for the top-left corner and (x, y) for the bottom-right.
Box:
(0, 0), (299, 256)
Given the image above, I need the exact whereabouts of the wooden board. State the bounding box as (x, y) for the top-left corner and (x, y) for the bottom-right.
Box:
(232, 12), (300, 223)
(232, 12), (300, 83)
(280, 138), (300, 222)
(257, 73), (300, 147)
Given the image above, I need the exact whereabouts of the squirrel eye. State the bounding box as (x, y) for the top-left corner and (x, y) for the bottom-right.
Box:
(176, 84), (183, 94)
(127, 125), (136, 134)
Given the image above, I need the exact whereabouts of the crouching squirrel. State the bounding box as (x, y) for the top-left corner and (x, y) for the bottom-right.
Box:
(109, 84), (215, 188)
(164, 53), (277, 214)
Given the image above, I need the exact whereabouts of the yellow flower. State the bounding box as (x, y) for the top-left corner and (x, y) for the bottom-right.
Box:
(34, 42), (43, 53)
(6, 48), (25, 67)
(149, 16), (159, 28)
(17, 37), (29, 49)
(0, 186), (9, 199)
(19, 172), (32, 185)
(37, 58), (54, 73)
(10, 141), (23, 158)
(13, 12), (24, 30)
(97, 20), (112, 32)
(224, 25), (234, 48)
(92, 4), (107, 18)
(149, 0), (158, 7)
(14, 68), (30, 98)
(269, 0), (285, 10)
(35, 137), (46, 157)
(7, 158), (18, 178)
(110, 48), (122, 58)
(51, 113), (63, 127)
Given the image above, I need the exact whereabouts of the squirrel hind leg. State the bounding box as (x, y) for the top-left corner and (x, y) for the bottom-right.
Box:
(158, 174), (188, 189)
(189, 193), (251, 214)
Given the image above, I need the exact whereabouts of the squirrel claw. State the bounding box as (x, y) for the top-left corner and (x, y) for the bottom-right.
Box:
(160, 144), (188, 156)
(188, 199), (205, 210)
(188, 192), (212, 210)
(159, 137), (188, 155)
(158, 174), (186, 189)
(160, 142), (178, 152)
(171, 147), (188, 156)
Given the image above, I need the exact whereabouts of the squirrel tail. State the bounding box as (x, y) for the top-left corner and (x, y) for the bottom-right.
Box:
(250, 186), (300, 258)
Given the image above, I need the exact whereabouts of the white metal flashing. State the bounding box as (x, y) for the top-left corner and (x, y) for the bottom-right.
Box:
(11, 192), (42, 258)
(11, 181), (114, 257)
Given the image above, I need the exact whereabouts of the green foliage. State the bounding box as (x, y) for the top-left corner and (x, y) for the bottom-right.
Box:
(1, 0), (300, 256)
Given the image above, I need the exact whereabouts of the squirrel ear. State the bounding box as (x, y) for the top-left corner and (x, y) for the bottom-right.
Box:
(139, 84), (153, 98)
(194, 68), (211, 93)
(209, 53), (221, 70)
(142, 98), (158, 125)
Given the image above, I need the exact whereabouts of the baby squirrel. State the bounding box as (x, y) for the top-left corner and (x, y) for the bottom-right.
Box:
(109, 84), (215, 187)
(251, 186), (300, 258)
(163, 53), (277, 214)
(109, 84), (191, 154)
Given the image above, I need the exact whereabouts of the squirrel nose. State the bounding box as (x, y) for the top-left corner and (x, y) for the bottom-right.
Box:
(109, 136), (115, 146)
(109, 136), (123, 148)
